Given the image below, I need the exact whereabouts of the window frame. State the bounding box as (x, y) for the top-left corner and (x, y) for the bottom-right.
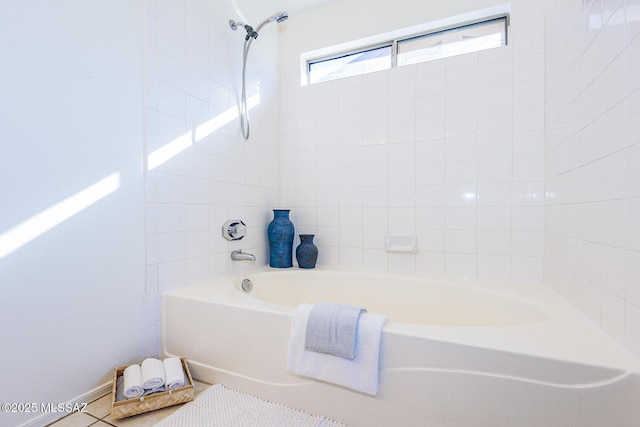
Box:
(302, 8), (510, 86)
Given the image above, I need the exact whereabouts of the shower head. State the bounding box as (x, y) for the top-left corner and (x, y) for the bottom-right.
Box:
(273, 11), (289, 23)
(255, 11), (289, 33)
(230, 11), (288, 38)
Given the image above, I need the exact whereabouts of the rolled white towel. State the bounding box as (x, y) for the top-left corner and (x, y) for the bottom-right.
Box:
(122, 364), (144, 399)
(141, 358), (165, 390)
(163, 357), (185, 390)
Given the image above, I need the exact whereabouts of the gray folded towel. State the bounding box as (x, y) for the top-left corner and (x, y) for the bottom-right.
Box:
(144, 386), (166, 396)
(304, 302), (366, 360)
(115, 376), (127, 402)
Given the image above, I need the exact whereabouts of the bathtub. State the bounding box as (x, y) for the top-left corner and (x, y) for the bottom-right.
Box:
(162, 269), (640, 426)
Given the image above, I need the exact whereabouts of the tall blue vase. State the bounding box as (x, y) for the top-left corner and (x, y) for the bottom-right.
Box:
(268, 209), (294, 268)
(296, 234), (318, 269)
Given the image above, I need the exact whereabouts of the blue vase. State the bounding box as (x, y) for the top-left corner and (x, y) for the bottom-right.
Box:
(296, 234), (318, 269)
(268, 209), (294, 268)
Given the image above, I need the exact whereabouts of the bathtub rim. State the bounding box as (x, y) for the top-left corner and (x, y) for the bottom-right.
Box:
(161, 267), (640, 375)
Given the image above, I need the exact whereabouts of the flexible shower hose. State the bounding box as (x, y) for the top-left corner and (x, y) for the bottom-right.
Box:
(240, 37), (252, 140)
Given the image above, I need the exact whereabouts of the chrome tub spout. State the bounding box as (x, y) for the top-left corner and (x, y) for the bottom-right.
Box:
(231, 250), (256, 261)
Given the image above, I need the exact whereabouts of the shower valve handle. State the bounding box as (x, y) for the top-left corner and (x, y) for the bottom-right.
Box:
(222, 220), (247, 241)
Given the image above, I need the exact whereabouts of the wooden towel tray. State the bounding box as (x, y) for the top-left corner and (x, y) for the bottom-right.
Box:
(110, 357), (194, 420)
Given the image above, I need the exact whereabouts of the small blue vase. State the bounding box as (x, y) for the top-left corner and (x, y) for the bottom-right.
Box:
(296, 234), (318, 269)
(268, 209), (294, 268)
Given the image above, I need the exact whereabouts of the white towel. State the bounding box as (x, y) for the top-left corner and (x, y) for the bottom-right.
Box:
(141, 358), (165, 390)
(122, 364), (144, 399)
(287, 303), (387, 396)
(163, 357), (185, 390)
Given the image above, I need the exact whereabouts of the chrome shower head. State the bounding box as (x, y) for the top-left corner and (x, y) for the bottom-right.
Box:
(273, 11), (289, 23)
(230, 11), (288, 38)
(255, 11), (289, 33)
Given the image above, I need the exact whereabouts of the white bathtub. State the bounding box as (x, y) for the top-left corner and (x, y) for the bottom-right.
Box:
(162, 269), (640, 426)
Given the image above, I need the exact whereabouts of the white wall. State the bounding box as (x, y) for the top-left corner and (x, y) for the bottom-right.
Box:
(144, 0), (282, 355)
(545, 0), (640, 358)
(279, 0), (546, 278)
(0, 1), (146, 426)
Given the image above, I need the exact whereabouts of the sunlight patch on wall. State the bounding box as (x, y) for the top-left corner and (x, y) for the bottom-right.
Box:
(147, 131), (193, 171)
(147, 93), (261, 171)
(0, 173), (121, 259)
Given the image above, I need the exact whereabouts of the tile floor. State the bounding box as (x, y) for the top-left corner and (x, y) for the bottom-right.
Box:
(46, 381), (210, 427)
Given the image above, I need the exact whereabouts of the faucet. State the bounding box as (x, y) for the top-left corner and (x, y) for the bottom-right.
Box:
(230, 250), (256, 261)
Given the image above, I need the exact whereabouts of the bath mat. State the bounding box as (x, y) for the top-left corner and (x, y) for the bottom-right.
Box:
(154, 384), (348, 427)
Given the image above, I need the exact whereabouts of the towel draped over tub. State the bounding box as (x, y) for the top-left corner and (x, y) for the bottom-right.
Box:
(287, 303), (387, 396)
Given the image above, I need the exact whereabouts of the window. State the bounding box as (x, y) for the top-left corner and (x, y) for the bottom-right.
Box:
(303, 13), (509, 85)
(309, 45), (392, 85)
(396, 18), (508, 66)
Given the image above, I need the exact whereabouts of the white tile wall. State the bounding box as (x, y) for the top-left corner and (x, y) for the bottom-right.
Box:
(143, 0), (280, 356)
(280, 18), (545, 279)
(140, 0), (640, 360)
(545, 0), (640, 357)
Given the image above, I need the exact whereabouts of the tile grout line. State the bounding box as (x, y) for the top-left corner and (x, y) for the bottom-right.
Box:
(87, 413), (109, 426)
(94, 415), (118, 427)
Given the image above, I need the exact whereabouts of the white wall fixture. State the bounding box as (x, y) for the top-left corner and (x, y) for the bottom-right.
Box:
(385, 235), (418, 253)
